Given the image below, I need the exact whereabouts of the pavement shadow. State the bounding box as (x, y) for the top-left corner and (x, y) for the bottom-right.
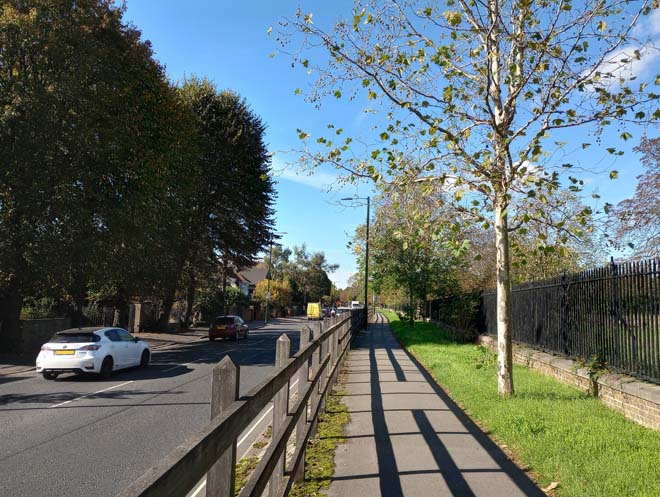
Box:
(0, 375), (31, 387)
(346, 316), (546, 497)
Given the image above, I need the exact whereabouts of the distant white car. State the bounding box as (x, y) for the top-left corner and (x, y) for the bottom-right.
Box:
(36, 327), (151, 380)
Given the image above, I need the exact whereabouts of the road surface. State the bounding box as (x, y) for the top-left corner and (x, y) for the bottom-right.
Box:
(0, 318), (307, 497)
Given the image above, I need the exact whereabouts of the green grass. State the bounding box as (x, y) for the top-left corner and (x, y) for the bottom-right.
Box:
(289, 388), (350, 497)
(382, 310), (660, 497)
(234, 456), (259, 496)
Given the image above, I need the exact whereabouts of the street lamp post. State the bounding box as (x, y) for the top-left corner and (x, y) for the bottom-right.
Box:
(342, 196), (370, 330)
(265, 232), (286, 325)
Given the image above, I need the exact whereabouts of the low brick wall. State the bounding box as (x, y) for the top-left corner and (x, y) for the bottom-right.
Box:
(21, 318), (71, 356)
(479, 335), (660, 431)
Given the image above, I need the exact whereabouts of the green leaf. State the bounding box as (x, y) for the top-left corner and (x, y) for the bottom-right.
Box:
(609, 170), (619, 179)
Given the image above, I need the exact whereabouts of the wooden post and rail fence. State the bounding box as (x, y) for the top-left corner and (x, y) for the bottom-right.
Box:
(116, 308), (365, 497)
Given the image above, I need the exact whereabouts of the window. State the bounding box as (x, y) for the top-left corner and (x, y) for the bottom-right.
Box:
(213, 317), (234, 326)
(50, 333), (100, 343)
(116, 329), (135, 342)
(105, 330), (121, 342)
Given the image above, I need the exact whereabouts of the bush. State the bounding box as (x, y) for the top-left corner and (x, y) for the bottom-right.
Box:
(20, 297), (59, 320)
(431, 292), (482, 341)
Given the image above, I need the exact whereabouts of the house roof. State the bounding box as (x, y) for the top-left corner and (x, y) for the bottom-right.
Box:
(237, 264), (269, 285)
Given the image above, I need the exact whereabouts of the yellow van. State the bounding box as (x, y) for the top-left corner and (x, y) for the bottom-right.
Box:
(306, 302), (322, 320)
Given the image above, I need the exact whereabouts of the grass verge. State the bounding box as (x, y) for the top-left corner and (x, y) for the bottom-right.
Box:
(382, 310), (660, 497)
(289, 388), (350, 497)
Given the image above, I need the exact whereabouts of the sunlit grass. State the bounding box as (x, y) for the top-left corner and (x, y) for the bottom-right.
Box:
(383, 310), (660, 497)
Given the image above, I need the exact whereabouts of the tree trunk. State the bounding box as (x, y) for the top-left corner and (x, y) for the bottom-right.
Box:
(408, 284), (414, 327)
(157, 293), (175, 332)
(0, 280), (23, 353)
(185, 269), (196, 330)
(495, 198), (514, 396)
(113, 298), (129, 328)
(221, 268), (228, 316)
(70, 292), (86, 328)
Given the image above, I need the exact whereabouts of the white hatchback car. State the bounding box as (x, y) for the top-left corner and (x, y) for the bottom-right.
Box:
(36, 327), (151, 380)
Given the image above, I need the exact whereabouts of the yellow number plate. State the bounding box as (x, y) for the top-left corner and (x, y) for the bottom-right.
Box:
(54, 350), (75, 355)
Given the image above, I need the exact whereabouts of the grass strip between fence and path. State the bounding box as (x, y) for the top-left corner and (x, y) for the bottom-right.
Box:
(382, 310), (660, 497)
(289, 387), (350, 497)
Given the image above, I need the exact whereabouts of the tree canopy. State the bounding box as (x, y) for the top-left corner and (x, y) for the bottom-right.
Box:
(0, 0), (276, 350)
(281, 0), (660, 395)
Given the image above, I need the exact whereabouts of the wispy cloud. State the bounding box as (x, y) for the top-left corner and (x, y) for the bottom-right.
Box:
(597, 45), (660, 82)
(277, 166), (341, 190)
(270, 154), (359, 193)
(634, 7), (660, 37)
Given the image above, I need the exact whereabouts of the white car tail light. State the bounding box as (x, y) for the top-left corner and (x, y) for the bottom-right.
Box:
(78, 344), (101, 351)
(40, 345), (52, 351)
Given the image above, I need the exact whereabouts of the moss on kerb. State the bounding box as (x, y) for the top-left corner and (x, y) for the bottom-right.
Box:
(234, 456), (259, 496)
(289, 388), (351, 497)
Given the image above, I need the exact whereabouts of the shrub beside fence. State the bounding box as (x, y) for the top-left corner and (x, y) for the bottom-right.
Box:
(429, 293), (482, 341)
(482, 258), (660, 384)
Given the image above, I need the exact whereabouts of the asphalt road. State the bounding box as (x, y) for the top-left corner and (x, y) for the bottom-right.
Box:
(0, 318), (309, 497)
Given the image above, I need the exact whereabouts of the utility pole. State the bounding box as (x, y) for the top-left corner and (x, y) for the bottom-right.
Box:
(342, 196), (370, 330)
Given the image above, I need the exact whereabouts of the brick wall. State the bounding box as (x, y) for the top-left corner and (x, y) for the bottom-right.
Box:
(479, 335), (660, 431)
(20, 318), (71, 356)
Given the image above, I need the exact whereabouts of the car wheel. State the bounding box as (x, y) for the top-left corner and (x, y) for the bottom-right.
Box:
(42, 371), (58, 380)
(140, 350), (150, 368)
(234, 330), (239, 341)
(244, 330), (249, 339)
(100, 357), (113, 379)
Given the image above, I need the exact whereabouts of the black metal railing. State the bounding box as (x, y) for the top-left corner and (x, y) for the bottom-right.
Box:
(482, 258), (660, 383)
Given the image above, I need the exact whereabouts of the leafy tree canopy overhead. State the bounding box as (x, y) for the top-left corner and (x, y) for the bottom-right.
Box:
(280, 0), (660, 396)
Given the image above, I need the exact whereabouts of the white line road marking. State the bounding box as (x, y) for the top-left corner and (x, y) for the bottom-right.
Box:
(48, 381), (134, 409)
(190, 477), (206, 497)
(187, 378), (300, 497)
(237, 378), (298, 448)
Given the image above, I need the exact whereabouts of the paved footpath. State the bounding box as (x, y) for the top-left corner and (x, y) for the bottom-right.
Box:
(328, 313), (546, 497)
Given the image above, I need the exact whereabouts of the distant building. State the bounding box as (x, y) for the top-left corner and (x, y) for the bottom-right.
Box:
(236, 263), (269, 298)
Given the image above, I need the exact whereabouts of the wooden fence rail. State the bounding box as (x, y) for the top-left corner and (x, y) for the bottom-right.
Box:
(116, 309), (363, 497)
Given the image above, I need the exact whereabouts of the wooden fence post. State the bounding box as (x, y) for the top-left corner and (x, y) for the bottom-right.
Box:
(207, 356), (240, 497)
(319, 322), (329, 415)
(269, 335), (291, 497)
(309, 324), (321, 438)
(294, 326), (312, 482)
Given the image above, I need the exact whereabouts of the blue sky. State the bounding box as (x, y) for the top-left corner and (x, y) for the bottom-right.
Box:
(123, 1), (657, 286)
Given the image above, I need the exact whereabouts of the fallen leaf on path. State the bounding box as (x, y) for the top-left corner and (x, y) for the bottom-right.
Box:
(543, 481), (560, 493)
